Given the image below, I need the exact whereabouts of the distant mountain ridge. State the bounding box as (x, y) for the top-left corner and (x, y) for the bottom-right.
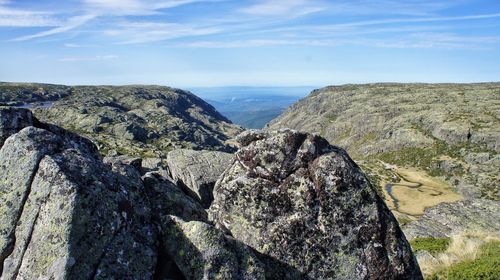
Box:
(0, 82), (242, 157)
(192, 86), (313, 128)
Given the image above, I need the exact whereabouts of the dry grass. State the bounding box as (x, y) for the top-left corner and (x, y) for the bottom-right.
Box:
(417, 232), (500, 276)
(381, 167), (462, 216)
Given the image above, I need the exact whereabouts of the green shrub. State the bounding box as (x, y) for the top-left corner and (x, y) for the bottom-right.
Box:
(428, 241), (499, 280)
(410, 237), (451, 255)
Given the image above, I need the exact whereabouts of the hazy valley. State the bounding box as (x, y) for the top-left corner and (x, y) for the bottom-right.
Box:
(193, 87), (312, 129)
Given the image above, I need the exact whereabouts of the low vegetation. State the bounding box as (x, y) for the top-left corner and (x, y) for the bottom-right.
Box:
(429, 241), (499, 280)
(414, 233), (500, 279)
(410, 237), (451, 255)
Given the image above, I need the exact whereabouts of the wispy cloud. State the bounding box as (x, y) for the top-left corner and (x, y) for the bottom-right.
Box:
(3, 0), (500, 50)
(246, 12), (500, 39)
(0, 2), (60, 27)
(12, 14), (96, 41)
(84, 0), (214, 16)
(6, 0), (214, 41)
(329, 12), (500, 28)
(240, 0), (325, 17)
(322, 0), (453, 17)
(64, 43), (99, 48)
(59, 54), (118, 62)
(105, 21), (220, 44)
(180, 31), (500, 50)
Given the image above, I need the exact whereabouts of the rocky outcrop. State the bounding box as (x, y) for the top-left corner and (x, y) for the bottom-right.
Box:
(0, 124), (157, 278)
(0, 108), (423, 279)
(403, 199), (500, 240)
(267, 83), (500, 201)
(167, 149), (234, 208)
(0, 83), (243, 157)
(142, 171), (208, 223)
(209, 129), (422, 279)
(162, 216), (266, 280)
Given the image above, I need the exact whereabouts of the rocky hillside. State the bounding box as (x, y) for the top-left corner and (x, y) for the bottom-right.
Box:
(0, 83), (242, 157)
(269, 83), (499, 203)
(0, 108), (422, 279)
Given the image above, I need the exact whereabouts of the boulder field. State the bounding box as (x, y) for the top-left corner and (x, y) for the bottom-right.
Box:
(0, 108), (422, 279)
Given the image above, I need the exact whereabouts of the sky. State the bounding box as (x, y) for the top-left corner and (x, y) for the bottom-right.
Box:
(0, 0), (499, 87)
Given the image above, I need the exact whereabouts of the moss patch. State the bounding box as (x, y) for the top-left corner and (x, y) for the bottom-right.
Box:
(410, 237), (451, 255)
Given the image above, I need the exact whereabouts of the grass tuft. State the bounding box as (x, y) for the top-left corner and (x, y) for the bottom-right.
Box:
(411, 237), (451, 255)
(414, 232), (500, 279)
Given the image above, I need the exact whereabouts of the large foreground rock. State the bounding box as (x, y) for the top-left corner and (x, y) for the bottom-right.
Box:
(167, 149), (234, 208)
(0, 108), (423, 279)
(403, 199), (500, 239)
(0, 125), (157, 279)
(209, 130), (422, 279)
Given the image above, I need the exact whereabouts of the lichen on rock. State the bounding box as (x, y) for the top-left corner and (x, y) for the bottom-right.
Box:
(209, 129), (422, 279)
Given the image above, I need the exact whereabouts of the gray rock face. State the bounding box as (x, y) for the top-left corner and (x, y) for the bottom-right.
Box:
(0, 131), (157, 279)
(142, 171), (208, 223)
(0, 108), (424, 279)
(162, 216), (266, 280)
(167, 149), (234, 208)
(141, 157), (167, 173)
(142, 172), (270, 280)
(0, 110), (157, 279)
(0, 108), (33, 147)
(0, 127), (62, 274)
(209, 129), (422, 279)
(403, 199), (500, 240)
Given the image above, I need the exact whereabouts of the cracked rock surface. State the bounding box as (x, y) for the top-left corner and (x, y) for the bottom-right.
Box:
(209, 129), (422, 279)
(0, 117), (156, 279)
(167, 149), (234, 208)
(0, 108), (422, 279)
(403, 199), (500, 239)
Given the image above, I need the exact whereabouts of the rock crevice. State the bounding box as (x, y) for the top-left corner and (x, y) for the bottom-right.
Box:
(0, 108), (422, 279)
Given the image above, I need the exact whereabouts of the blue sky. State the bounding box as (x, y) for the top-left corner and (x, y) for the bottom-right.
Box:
(0, 0), (499, 87)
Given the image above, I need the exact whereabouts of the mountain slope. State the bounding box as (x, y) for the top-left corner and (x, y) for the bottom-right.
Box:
(0, 83), (242, 156)
(268, 83), (500, 218)
(0, 108), (422, 279)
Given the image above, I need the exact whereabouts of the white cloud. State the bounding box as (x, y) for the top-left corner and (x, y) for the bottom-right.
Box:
(323, 0), (452, 17)
(7, 0), (210, 41)
(246, 12), (500, 37)
(180, 38), (348, 48)
(12, 14), (96, 41)
(59, 54), (118, 62)
(105, 21), (220, 44)
(64, 43), (99, 48)
(84, 0), (212, 15)
(0, 3), (60, 27)
(240, 0), (325, 17)
(331, 12), (500, 28)
(179, 30), (500, 50)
